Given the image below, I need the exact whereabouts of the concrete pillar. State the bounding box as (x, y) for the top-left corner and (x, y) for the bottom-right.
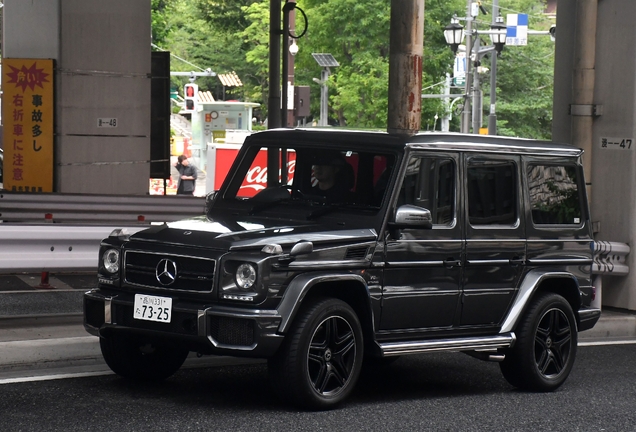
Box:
(3, 0), (151, 195)
(554, 0), (636, 311)
(387, 0), (424, 136)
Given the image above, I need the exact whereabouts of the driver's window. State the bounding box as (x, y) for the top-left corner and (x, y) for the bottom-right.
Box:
(399, 155), (455, 226)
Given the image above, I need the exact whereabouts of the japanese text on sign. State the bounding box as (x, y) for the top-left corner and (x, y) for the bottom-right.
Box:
(2, 59), (54, 192)
(600, 137), (633, 150)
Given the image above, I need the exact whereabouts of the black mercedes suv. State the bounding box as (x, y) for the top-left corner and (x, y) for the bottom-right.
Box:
(84, 129), (600, 409)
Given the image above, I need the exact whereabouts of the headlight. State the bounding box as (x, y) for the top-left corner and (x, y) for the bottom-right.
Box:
(102, 249), (120, 273)
(235, 263), (257, 290)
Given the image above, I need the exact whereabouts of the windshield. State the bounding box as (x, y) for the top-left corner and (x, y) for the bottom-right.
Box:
(218, 143), (396, 218)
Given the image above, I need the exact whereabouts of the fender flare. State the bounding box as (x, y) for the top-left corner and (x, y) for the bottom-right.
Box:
(499, 269), (580, 333)
(276, 272), (370, 333)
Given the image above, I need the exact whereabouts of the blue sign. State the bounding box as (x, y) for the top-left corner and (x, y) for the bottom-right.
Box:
(506, 14), (528, 46)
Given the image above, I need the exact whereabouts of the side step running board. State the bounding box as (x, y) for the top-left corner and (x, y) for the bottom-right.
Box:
(379, 333), (516, 357)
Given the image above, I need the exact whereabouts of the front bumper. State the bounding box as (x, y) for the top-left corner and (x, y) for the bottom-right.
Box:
(83, 289), (284, 358)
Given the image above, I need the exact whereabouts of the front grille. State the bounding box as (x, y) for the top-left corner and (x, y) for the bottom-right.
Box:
(209, 316), (255, 346)
(344, 246), (369, 260)
(124, 250), (215, 292)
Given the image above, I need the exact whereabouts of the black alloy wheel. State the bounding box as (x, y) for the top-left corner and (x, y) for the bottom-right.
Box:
(269, 297), (364, 410)
(499, 292), (577, 391)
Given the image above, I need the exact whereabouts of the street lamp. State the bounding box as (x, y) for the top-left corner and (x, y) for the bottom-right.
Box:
(489, 14), (507, 54)
(444, 16), (465, 54)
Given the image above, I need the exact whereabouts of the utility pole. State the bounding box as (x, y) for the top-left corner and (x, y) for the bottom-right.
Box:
(461, 0), (474, 134)
(472, 36), (483, 133)
(488, 0), (500, 135)
(387, 0), (425, 136)
(268, 0), (282, 130)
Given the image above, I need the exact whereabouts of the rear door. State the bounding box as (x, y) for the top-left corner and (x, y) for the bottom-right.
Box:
(460, 154), (525, 328)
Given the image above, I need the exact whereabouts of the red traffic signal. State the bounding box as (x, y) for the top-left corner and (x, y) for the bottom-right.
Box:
(184, 83), (198, 112)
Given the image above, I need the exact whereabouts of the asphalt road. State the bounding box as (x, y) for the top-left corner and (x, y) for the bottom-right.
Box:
(0, 343), (634, 431)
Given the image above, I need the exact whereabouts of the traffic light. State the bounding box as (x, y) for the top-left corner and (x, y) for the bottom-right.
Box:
(184, 83), (198, 112)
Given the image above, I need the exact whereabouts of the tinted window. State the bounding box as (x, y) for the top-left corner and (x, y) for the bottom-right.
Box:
(399, 156), (455, 225)
(467, 160), (516, 226)
(528, 165), (582, 225)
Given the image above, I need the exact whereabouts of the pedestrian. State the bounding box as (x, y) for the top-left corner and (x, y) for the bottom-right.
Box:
(175, 155), (197, 195)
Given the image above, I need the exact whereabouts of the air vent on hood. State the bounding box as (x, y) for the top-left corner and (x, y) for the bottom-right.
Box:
(344, 246), (369, 260)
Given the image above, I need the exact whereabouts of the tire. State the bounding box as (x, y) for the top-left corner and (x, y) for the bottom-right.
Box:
(268, 298), (364, 410)
(100, 333), (189, 381)
(499, 292), (577, 391)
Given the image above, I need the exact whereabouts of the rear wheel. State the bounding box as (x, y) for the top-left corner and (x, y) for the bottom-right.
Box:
(269, 298), (364, 410)
(500, 292), (577, 391)
(100, 333), (189, 381)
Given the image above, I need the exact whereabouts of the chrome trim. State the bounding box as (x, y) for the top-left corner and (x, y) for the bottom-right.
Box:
(104, 298), (112, 324)
(578, 308), (601, 321)
(386, 261), (445, 267)
(123, 249), (216, 293)
(527, 258), (593, 265)
(197, 309), (206, 337)
(465, 259), (511, 265)
(380, 333), (516, 356)
(499, 270), (577, 333)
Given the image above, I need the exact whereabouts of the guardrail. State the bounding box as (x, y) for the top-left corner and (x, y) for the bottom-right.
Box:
(0, 225), (146, 273)
(592, 241), (630, 276)
(0, 192), (204, 224)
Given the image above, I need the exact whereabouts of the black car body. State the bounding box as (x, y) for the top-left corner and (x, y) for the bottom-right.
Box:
(85, 129), (600, 409)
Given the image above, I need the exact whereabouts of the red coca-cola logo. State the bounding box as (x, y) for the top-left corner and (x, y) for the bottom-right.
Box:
(239, 155), (296, 197)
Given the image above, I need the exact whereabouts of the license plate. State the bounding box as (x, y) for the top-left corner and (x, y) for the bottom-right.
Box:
(133, 294), (172, 323)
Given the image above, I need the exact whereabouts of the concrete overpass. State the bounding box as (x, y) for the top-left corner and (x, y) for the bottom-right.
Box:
(2, 0), (636, 311)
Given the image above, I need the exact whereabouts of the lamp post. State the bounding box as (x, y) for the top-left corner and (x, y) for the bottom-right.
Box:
(488, 9), (506, 135)
(444, 5), (506, 134)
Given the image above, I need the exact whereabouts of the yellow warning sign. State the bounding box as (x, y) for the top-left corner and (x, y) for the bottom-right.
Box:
(2, 58), (55, 192)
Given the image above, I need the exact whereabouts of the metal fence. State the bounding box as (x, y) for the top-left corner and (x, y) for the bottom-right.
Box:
(0, 192), (204, 224)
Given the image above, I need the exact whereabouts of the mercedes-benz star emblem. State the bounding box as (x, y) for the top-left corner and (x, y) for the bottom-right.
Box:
(156, 258), (177, 286)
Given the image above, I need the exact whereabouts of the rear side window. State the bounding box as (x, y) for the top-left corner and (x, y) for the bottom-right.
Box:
(467, 160), (517, 226)
(527, 165), (582, 225)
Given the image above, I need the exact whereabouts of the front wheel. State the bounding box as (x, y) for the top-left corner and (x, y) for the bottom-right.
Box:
(100, 333), (189, 381)
(269, 298), (364, 410)
(500, 292), (577, 391)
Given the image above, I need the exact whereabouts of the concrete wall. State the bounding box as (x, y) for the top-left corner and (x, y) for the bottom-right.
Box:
(3, 0), (151, 194)
(553, 0), (636, 310)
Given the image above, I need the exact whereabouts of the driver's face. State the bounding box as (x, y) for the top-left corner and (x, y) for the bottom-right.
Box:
(312, 164), (339, 182)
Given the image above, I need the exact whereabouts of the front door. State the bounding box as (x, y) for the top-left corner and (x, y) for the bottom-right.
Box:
(380, 152), (463, 333)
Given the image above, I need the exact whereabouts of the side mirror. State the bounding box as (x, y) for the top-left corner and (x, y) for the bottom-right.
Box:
(393, 204), (433, 229)
(205, 191), (218, 214)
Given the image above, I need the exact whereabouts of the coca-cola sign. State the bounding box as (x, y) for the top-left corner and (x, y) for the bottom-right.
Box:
(238, 150), (296, 197)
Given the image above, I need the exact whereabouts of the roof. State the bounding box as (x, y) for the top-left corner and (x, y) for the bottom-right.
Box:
(246, 129), (584, 157)
(218, 72), (243, 87)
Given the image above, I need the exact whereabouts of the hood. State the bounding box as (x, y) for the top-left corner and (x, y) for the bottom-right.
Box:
(129, 215), (378, 251)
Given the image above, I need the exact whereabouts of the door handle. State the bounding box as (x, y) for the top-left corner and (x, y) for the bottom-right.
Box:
(509, 256), (526, 266)
(443, 258), (462, 268)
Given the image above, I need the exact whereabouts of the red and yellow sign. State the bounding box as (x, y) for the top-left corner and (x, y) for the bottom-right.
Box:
(2, 59), (54, 192)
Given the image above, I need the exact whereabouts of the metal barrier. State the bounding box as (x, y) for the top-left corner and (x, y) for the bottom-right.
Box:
(0, 225), (146, 273)
(0, 192), (204, 224)
(592, 241), (630, 276)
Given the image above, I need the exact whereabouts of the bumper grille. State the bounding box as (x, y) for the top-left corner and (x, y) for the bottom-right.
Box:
(124, 250), (215, 292)
(210, 316), (255, 346)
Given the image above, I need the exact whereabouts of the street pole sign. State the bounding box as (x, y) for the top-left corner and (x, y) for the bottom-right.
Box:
(453, 52), (466, 87)
(506, 13), (528, 46)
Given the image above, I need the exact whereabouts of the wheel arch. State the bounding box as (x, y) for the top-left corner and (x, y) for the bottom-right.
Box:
(276, 272), (375, 344)
(500, 270), (582, 333)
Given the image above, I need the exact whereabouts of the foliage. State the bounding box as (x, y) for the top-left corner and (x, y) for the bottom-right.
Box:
(152, 0), (557, 138)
